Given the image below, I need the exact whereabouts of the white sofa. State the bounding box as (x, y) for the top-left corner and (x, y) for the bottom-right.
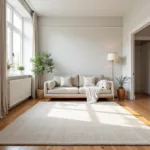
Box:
(44, 75), (114, 100)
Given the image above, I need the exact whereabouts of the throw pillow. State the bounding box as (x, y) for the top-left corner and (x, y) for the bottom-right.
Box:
(96, 80), (111, 90)
(103, 81), (111, 90)
(83, 76), (95, 87)
(47, 80), (56, 90)
(60, 76), (73, 87)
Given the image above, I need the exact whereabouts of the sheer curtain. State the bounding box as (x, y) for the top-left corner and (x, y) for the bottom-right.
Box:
(0, 0), (8, 118)
(31, 12), (39, 98)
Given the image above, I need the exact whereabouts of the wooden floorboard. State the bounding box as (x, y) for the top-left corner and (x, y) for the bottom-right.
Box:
(0, 94), (150, 150)
(0, 146), (150, 150)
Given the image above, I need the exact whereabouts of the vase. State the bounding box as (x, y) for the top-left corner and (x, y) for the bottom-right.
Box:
(117, 88), (125, 101)
(37, 89), (44, 99)
(18, 71), (24, 75)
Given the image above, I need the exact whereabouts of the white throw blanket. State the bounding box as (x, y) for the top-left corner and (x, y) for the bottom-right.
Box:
(85, 80), (109, 103)
(85, 87), (101, 103)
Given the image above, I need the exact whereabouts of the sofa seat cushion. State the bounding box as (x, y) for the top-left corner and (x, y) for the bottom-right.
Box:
(79, 87), (111, 94)
(48, 87), (79, 94)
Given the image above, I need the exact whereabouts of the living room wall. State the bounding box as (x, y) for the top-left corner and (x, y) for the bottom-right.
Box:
(123, 0), (150, 100)
(38, 17), (123, 81)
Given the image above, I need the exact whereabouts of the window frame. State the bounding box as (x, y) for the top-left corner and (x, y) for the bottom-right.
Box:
(6, 2), (23, 67)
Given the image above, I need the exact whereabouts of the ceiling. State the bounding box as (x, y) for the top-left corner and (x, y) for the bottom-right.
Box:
(135, 25), (150, 46)
(26, 0), (137, 17)
(135, 40), (150, 46)
(135, 25), (150, 37)
(8, 0), (30, 17)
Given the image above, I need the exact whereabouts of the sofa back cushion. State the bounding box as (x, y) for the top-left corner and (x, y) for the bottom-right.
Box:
(60, 76), (73, 87)
(53, 75), (79, 87)
(83, 76), (96, 87)
(79, 75), (104, 87)
(47, 80), (56, 90)
(96, 80), (111, 90)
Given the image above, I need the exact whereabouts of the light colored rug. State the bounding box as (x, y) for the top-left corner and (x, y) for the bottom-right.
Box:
(0, 102), (150, 145)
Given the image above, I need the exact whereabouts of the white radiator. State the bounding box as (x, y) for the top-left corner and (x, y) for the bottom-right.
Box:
(9, 77), (31, 108)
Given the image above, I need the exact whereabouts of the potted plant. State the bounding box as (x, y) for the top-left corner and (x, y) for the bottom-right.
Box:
(17, 65), (25, 74)
(115, 76), (130, 101)
(30, 52), (54, 99)
(7, 62), (13, 70)
(7, 61), (13, 75)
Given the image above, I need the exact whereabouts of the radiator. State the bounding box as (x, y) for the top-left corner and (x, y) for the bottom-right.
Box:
(9, 76), (32, 108)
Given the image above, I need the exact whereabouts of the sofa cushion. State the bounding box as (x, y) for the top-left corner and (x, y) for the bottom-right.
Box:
(79, 87), (111, 94)
(71, 75), (79, 87)
(83, 76), (95, 86)
(48, 87), (79, 94)
(79, 75), (104, 87)
(96, 80), (111, 90)
(47, 80), (56, 90)
(60, 76), (72, 87)
(53, 75), (78, 87)
(95, 75), (105, 83)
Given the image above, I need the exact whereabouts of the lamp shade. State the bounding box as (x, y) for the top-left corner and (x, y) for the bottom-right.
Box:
(107, 52), (118, 62)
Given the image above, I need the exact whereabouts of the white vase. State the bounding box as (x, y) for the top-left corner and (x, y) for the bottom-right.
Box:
(19, 71), (24, 75)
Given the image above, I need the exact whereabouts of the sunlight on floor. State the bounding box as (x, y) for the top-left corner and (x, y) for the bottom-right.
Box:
(47, 108), (92, 122)
(123, 106), (150, 126)
(52, 102), (88, 110)
(47, 102), (150, 128)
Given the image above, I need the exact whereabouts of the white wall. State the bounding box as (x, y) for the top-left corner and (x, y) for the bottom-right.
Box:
(123, 0), (150, 99)
(38, 17), (123, 82)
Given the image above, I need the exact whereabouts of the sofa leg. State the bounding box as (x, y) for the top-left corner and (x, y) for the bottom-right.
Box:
(44, 97), (51, 102)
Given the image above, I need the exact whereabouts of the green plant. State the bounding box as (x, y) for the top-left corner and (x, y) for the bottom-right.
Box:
(30, 52), (54, 89)
(7, 62), (13, 70)
(17, 65), (25, 71)
(115, 75), (130, 88)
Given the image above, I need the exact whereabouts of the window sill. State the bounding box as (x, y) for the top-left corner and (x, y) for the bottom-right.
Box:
(8, 73), (32, 80)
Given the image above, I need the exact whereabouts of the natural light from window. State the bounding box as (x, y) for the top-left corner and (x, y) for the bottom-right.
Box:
(6, 3), (23, 74)
(47, 107), (92, 122)
(47, 102), (149, 128)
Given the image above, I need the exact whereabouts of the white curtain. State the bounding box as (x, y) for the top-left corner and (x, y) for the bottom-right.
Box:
(0, 0), (8, 118)
(31, 12), (39, 98)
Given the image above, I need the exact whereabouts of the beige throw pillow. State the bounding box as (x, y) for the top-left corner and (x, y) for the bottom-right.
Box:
(96, 80), (111, 90)
(83, 76), (95, 87)
(60, 76), (73, 87)
(47, 80), (56, 90)
(103, 81), (111, 90)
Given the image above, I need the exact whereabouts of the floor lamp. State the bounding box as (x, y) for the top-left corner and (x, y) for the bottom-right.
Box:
(107, 52), (118, 81)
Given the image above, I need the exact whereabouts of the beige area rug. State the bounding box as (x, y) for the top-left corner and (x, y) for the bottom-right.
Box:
(0, 102), (150, 145)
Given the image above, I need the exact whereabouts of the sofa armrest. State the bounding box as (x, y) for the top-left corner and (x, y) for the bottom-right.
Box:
(44, 81), (48, 96)
(108, 81), (114, 96)
(44, 80), (56, 96)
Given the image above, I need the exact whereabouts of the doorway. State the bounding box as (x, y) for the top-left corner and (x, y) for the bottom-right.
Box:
(134, 25), (150, 97)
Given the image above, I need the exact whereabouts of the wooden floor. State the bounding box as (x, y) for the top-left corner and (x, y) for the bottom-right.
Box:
(0, 94), (150, 150)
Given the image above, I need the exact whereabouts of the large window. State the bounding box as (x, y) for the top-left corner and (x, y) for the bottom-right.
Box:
(6, 4), (23, 72)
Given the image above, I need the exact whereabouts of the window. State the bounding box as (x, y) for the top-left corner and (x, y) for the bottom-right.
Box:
(6, 27), (12, 63)
(13, 31), (21, 67)
(6, 3), (23, 72)
(13, 12), (22, 31)
(6, 5), (12, 23)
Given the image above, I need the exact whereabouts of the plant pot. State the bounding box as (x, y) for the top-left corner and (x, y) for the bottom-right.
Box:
(37, 89), (44, 99)
(18, 70), (24, 75)
(117, 88), (126, 101)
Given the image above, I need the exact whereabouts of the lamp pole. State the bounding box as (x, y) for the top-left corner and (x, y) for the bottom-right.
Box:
(107, 52), (118, 81)
(112, 61), (114, 81)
